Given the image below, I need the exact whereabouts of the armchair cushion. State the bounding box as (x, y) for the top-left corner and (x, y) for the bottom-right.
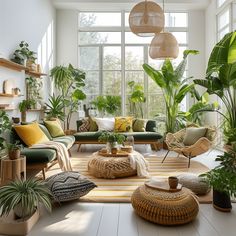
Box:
(183, 127), (207, 146)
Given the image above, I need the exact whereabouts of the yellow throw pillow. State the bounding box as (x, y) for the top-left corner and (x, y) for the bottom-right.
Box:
(14, 123), (49, 147)
(114, 117), (133, 132)
(44, 120), (65, 138)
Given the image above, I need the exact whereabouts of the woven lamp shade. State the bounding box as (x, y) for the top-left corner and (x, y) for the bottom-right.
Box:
(149, 32), (179, 59)
(129, 1), (165, 37)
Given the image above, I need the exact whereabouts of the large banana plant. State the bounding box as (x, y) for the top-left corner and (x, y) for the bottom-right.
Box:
(194, 31), (236, 144)
(143, 50), (199, 133)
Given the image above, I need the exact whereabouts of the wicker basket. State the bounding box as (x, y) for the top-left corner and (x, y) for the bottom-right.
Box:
(131, 185), (199, 225)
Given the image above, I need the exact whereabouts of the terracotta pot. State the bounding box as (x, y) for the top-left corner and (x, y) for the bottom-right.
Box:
(8, 149), (21, 160)
(213, 189), (232, 212)
(168, 176), (178, 189)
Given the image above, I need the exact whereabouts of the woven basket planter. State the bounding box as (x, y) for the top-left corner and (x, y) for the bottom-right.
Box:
(88, 156), (137, 179)
(131, 185), (199, 225)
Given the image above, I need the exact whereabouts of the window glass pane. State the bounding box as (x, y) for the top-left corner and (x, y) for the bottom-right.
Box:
(125, 46), (143, 70)
(79, 47), (99, 70)
(125, 32), (151, 44)
(218, 26), (230, 40)
(125, 12), (130, 27)
(165, 13), (188, 27)
(79, 13), (121, 27)
(103, 71), (121, 95)
(125, 72), (144, 91)
(79, 32), (121, 44)
(84, 71), (100, 95)
(172, 32), (187, 44)
(217, 0), (226, 7)
(103, 47), (121, 70)
(172, 46), (187, 67)
(218, 9), (229, 29)
(148, 93), (166, 118)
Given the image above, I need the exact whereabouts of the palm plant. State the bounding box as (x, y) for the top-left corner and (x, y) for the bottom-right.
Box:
(45, 94), (65, 121)
(50, 64), (86, 130)
(143, 50), (199, 133)
(194, 31), (236, 145)
(0, 178), (52, 219)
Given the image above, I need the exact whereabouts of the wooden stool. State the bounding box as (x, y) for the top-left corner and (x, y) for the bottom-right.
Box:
(0, 156), (26, 185)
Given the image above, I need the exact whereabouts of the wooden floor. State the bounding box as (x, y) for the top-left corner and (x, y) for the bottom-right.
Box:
(29, 202), (236, 236)
(28, 145), (230, 236)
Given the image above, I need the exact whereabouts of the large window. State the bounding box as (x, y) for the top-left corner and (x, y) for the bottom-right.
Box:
(78, 12), (188, 119)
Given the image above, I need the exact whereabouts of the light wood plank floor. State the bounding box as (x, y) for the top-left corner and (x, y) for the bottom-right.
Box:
(29, 202), (236, 236)
(28, 145), (228, 236)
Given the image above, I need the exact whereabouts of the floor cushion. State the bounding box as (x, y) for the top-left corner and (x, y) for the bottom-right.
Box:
(45, 171), (97, 202)
(178, 173), (210, 195)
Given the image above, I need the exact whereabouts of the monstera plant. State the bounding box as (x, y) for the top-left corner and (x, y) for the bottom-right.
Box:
(143, 50), (199, 133)
(194, 31), (236, 145)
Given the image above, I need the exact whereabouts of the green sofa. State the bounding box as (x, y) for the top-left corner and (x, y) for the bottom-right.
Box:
(74, 119), (163, 151)
(9, 123), (75, 179)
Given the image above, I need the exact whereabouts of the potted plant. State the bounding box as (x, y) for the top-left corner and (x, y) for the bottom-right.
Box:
(143, 50), (199, 133)
(50, 64), (86, 131)
(200, 148), (236, 212)
(0, 178), (52, 219)
(194, 31), (236, 147)
(6, 142), (22, 160)
(127, 81), (146, 118)
(0, 111), (12, 157)
(98, 131), (126, 153)
(0, 178), (51, 235)
(45, 94), (65, 121)
(11, 41), (37, 68)
(19, 99), (36, 122)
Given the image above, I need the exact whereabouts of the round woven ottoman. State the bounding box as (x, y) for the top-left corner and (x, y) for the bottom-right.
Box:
(131, 185), (199, 225)
(88, 155), (137, 179)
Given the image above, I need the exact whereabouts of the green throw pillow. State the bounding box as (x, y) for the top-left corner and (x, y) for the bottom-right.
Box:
(44, 120), (65, 138)
(183, 127), (207, 146)
(39, 124), (53, 140)
(88, 116), (98, 132)
(133, 119), (146, 132)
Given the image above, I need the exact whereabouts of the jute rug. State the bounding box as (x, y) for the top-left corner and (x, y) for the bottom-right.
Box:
(45, 154), (212, 203)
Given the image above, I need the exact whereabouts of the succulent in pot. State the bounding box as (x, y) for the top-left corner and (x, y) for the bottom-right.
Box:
(0, 178), (52, 220)
(6, 141), (22, 160)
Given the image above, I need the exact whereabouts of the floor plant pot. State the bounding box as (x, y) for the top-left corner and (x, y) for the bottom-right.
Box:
(213, 189), (232, 212)
(8, 149), (20, 160)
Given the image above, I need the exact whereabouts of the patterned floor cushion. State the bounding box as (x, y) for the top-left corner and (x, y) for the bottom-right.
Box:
(178, 173), (210, 195)
(45, 171), (97, 202)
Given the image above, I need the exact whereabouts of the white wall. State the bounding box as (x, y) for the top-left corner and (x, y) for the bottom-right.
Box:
(0, 0), (56, 121)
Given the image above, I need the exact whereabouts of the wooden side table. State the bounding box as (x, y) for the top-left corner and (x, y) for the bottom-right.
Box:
(0, 156), (26, 186)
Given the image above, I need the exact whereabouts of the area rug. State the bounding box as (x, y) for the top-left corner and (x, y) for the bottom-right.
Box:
(45, 154), (212, 203)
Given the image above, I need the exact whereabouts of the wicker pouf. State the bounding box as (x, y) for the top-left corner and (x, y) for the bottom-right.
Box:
(131, 185), (199, 225)
(88, 155), (137, 179)
(178, 173), (210, 195)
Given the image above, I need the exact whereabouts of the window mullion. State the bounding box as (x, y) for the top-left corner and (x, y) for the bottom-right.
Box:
(99, 45), (103, 95)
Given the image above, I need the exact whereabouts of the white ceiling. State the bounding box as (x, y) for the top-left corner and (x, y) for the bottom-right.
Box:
(52, 0), (211, 11)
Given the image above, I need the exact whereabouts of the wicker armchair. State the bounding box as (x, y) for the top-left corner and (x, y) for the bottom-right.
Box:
(162, 127), (216, 167)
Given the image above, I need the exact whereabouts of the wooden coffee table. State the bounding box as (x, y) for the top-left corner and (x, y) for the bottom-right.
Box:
(88, 151), (137, 179)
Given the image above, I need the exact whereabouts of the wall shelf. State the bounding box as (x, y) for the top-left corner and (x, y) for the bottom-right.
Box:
(0, 58), (27, 72)
(0, 93), (24, 98)
(25, 70), (47, 78)
(0, 108), (15, 111)
(26, 109), (44, 112)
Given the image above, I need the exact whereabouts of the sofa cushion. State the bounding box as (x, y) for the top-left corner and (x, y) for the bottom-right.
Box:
(133, 119), (146, 132)
(21, 147), (56, 164)
(39, 124), (53, 141)
(123, 132), (162, 141)
(74, 132), (101, 141)
(44, 120), (65, 138)
(45, 171), (97, 202)
(94, 117), (115, 131)
(114, 117), (133, 132)
(14, 123), (49, 147)
(53, 135), (75, 149)
(88, 116), (98, 131)
(145, 120), (157, 132)
(183, 127), (207, 146)
(78, 118), (90, 132)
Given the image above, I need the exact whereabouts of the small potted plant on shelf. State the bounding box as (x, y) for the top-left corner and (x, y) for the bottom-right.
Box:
(11, 41), (37, 68)
(0, 178), (52, 235)
(98, 131), (126, 154)
(6, 141), (22, 160)
(200, 148), (236, 212)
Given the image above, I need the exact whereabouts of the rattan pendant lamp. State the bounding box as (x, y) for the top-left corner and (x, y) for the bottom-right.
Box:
(129, 0), (165, 37)
(149, 0), (179, 59)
